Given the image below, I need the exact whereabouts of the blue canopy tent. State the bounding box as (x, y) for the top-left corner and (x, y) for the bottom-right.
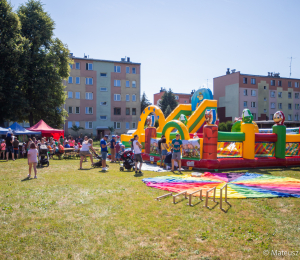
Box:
(0, 127), (8, 135)
(9, 122), (41, 135)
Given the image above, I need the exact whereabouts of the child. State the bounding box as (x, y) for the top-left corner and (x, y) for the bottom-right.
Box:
(74, 143), (79, 151)
(115, 141), (121, 163)
(27, 143), (38, 179)
(160, 138), (169, 168)
(22, 143), (26, 158)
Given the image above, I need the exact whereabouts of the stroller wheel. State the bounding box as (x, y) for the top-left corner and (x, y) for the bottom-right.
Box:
(120, 167), (124, 171)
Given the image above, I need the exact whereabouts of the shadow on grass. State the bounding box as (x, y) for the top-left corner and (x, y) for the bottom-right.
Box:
(221, 202), (232, 213)
(78, 168), (91, 171)
(134, 173), (144, 177)
(21, 177), (32, 182)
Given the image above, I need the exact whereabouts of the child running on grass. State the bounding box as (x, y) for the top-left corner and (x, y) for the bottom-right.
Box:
(27, 143), (38, 179)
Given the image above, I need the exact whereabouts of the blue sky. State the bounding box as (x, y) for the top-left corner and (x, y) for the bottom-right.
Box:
(11, 0), (300, 103)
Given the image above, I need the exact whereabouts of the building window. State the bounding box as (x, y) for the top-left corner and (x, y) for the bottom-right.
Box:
(126, 94), (130, 101)
(132, 122), (136, 129)
(132, 94), (136, 101)
(114, 66), (121, 73)
(278, 80), (282, 86)
(126, 108), (130, 115)
(270, 114), (274, 120)
(288, 92), (292, 98)
(288, 81), (292, 88)
(86, 63), (93, 70)
(295, 114), (299, 121)
(253, 113), (256, 120)
(243, 78), (247, 84)
(68, 77), (73, 84)
(75, 107), (80, 114)
(68, 91), (73, 98)
(68, 107), (73, 114)
(114, 122), (121, 129)
(132, 108), (136, 115)
(264, 86), (266, 89)
(85, 107), (93, 114)
(114, 108), (121, 115)
(126, 122), (130, 129)
(271, 80), (275, 86)
(243, 101), (247, 108)
(251, 102), (256, 108)
(295, 93), (299, 99)
(288, 114), (292, 121)
(114, 94), (121, 101)
(295, 104), (299, 110)
(114, 80), (121, 87)
(270, 91), (275, 98)
(68, 121), (72, 128)
(100, 102), (107, 106)
(75, 92), (80, 99)
(126, 67), (130, 74)
(86, 92), (93, 100)
(75, 62), (80, 70)
(278, 103), (282, 109)
(251, 78), (256, 84)
(100, 73), (107, 77)
(69, 64), (73, 69)
(251, 90), (256, 96)
(288, 103), (292, 110)
(278, 92), (282, 98)
(132, 81), (136, 88)
(126, 80), (130, 88)
(75, 121), (79, 127)
(76, 77), (80, 84)
(175, 95), (179, 100)
(264, 98), (267, 101)
(85, 122), (93, 129)
(271, 102), (275, 109)
(296, 82), (299, 88)
(100, 87), (107, 91)
(243, 89), (247, 96)
(85, 78), (93, 85)
(132, 68), (136, 74)
(264, 109), (267, 113)
(100, 116), (107, 120)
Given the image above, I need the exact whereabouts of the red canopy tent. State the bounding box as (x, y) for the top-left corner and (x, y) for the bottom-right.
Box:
(28, 120), (64, 140)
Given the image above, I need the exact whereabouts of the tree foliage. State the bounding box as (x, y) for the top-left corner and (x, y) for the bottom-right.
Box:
(0, 0), (71, 127)
(164, 105), (172, 118)
(141, 92), (151, 112)
(218, 121), (233, 132)
(159, 89), (178, 117)
(70, 125), (84, 134)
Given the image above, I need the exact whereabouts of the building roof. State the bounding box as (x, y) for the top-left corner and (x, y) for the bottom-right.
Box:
(71, 56), (141, 65)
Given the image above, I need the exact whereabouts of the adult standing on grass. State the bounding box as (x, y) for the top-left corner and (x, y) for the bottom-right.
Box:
(171, 134), (182, 173)
(0, 140), (6, 160)
(27, 143), (38, 179)
(100, 135), (110, 171)
(5, 133), (14, 161)
(157, 135), (165, 165)
(13, 136), (19, 159)
(133, 134), (143, 175)
(79, 137), (97, 170)
(59, 135), (64, 146)
(110, 135), (116, 163)
(160, 136), (169, 168)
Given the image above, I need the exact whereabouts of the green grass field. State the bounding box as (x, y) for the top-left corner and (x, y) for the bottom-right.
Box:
(1, 158), (300, 259)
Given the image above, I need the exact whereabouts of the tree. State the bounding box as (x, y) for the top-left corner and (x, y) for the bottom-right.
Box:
(0, 0), (27, 126)
(108, 126), (114, 135)
(164, 105), (172, 118)
(141, 92), (151, 112)
(70, 125), (84, 135)
(218, 122), (227, 131)
(225, 121), (233, 132)
(16, 0), (70, 127)
(159, 88), (178, 116)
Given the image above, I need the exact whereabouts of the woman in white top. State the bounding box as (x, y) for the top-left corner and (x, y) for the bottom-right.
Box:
(79, 136), (97, 169)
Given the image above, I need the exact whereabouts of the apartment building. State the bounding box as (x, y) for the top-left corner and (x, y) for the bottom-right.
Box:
(214, 69), (300, 123)
(154, 88), (195, 105)
(64, 55), (141, 138)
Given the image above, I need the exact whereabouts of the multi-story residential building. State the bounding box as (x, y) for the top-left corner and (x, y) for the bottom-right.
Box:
(154, 88), (195, 106)
(64, 55), (141, 138)
(214, 69), (300, 123)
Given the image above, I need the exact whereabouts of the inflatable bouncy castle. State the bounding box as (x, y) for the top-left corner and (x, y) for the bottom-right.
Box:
(121, 88), (300, 170)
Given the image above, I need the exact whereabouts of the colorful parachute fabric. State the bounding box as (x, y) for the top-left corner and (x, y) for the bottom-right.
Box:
(142, 172), (300, 199)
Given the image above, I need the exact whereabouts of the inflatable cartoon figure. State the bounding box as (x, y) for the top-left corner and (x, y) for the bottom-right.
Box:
(205, 109), (216, 125)
(242, 109), (253, 124)
(196, 92), (204, 108)
(273, 111), (285, 125)
(179, 114), (188, 125)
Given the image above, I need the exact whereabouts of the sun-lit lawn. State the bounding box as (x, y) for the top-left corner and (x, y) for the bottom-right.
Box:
(1, 157), (300, 259)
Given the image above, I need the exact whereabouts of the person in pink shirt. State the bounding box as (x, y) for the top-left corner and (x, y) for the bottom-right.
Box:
(0, 140), (6, 160)
(69, 137), (75, 148)
(27, 143), (39, 179)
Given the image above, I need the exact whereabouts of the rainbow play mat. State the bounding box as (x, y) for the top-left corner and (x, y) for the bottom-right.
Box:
(142, 172), (300, 198)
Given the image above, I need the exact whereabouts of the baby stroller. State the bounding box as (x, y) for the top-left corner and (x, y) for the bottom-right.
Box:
(91, 152), (109, 168)
(120, 150), (135, 171)
(38, 143), (49, 167)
